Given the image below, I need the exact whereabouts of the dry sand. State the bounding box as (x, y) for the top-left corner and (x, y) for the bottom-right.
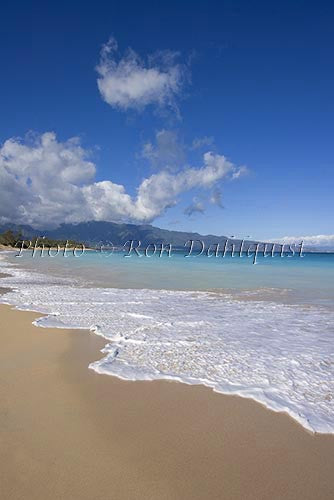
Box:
(0, 302), (334, 499)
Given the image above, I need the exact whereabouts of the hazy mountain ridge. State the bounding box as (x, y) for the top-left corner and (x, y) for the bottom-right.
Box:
(0, 221), (231, 248)
(1, 221), (331, 252)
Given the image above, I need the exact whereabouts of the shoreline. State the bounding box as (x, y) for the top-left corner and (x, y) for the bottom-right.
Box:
(1, 303), (334, 499)
(0, 258), (333, 435)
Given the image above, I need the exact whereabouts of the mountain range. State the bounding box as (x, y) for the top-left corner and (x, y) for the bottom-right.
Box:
(0, 221), (233, 249)
(1, 221), (330, 252)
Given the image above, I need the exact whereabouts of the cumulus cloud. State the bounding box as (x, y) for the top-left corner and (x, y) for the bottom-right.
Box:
(0, 132), (245, 228)
(128, 151), (244, 222)
(0, 132), (96, 228)
(96, 37), (188, 112)
(270, 235), (334, 248)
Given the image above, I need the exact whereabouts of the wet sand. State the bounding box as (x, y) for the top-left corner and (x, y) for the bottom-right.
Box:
(0, 303), (334, 499)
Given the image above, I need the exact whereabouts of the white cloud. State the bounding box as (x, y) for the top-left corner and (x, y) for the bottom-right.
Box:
(0, 132), (96, 228)
(127, 151), (244, 222)
(0, 133), (245, 228)
(96, 37), (188, 112)
(269, 235), (334, 248)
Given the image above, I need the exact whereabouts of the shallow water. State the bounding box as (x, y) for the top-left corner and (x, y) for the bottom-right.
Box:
(1, 250), (333, 433)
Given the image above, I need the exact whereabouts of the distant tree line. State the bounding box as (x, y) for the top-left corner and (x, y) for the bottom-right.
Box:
(0, 230), (82, 249)
(0, 230), (22, 247)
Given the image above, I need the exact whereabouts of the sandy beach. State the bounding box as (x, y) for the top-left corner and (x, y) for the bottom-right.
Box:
(2, 1), (334, 496)
(0, 299), (333, 500)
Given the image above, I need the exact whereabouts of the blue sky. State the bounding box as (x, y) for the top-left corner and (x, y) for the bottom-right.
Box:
(0, 0), (333, 243)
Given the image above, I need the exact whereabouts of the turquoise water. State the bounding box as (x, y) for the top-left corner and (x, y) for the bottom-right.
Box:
(1, 249), (334, 433)
(7, 249), (334, 306)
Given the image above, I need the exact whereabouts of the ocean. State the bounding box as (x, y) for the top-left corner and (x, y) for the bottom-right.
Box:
(0, 248), (333, 433)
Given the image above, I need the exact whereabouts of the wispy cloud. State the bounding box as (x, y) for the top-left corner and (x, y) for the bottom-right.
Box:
(141, 129), (186, 171)
(269, 235), (334, 248)
(184, 198), (205, 217)
(210, 187), (224, 208)
(191, 136), (214, 150)
(96, 37), (188, 113)
(0, 133), (246, 228)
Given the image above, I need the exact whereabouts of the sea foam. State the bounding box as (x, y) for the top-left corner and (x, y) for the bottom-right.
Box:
(0, 253), (333, 434)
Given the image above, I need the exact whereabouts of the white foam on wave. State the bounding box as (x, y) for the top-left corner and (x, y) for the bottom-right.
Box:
(1, 253), (334, 434)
